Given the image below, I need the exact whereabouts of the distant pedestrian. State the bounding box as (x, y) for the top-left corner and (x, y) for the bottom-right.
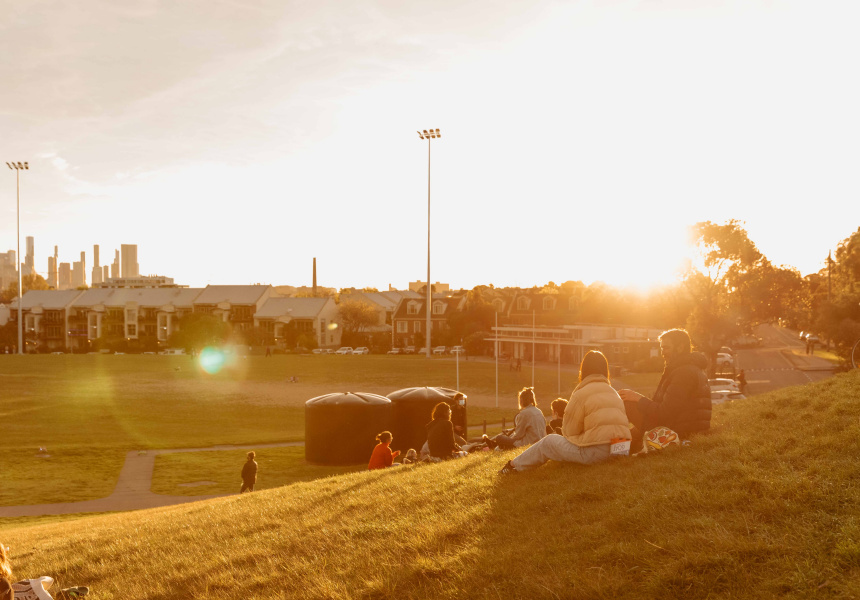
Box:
(516, 357), (522, 372)
(240, 451), (258, 493)
(265, 346), (271, 357)
(737, 369), (748, 394)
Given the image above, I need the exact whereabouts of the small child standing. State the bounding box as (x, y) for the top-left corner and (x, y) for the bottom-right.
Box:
(368, 431), (400, 470)
(240, 451), (258, 493)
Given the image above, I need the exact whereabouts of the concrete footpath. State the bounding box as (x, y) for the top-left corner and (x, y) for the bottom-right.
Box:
(0, 442), (303, 518)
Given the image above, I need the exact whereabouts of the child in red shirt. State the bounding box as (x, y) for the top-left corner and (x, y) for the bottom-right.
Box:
(368, 431), (400, 470)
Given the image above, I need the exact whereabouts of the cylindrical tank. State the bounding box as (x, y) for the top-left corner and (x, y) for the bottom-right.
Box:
(387, 387), (462, 452)
(305, 392), (392, 465)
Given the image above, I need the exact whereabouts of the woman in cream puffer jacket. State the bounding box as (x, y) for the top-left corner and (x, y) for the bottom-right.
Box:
(501, 350), (630, 473)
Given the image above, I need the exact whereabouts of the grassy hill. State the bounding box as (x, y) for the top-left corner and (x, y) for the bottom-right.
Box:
(3, 370), (859, 599)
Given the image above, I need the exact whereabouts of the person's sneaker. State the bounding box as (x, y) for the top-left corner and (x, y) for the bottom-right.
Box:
(498, 460), (517, 475)
(482, 434), (498, 450)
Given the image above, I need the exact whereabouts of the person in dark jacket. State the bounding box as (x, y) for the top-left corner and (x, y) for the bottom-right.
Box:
(619, 329), (711, 443)
(425, 402), (464, 459)
(240, 451), (258, 493)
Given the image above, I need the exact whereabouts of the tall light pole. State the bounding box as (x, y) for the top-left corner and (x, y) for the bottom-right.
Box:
(6, 161), (28, 355)
(417, 128), (440, 358)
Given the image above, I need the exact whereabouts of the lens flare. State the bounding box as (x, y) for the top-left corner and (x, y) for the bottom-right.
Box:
(199, 347), (228, 374)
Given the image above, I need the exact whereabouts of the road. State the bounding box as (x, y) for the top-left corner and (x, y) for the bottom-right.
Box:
(735, 323), (836, 396)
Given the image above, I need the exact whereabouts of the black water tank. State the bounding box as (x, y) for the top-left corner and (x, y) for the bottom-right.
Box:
(305, 392), (392, 465)
(388, 387), (461, 452)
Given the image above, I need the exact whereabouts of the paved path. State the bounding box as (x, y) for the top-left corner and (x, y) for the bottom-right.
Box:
(0, 442), (303, 518)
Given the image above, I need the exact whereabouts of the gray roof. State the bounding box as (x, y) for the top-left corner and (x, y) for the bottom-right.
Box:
(14, 290), (83, 309)
(70, 287), (203, 308)
(194, 285), (273, 305)
(255, 297), (330, 319)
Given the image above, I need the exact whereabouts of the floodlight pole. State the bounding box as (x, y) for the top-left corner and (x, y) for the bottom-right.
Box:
(7, 161), (28, 355)
(417, 129), (440, 358)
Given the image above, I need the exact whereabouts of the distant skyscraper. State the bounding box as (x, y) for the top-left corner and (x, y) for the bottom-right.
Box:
(58, 263), (71, 290)
(103, 265), (109, 282)
(121, 244), (139, 278)
(47, 257), (57, 288)
(80, 251), (86, 287)
(72, 261), (84, 288)
(24, 236), (34, 276)
(91, 244), (102, 285)
(48, 246), (58, 288)
(111, 250), (120, 279)
(0, 250), (16, 291)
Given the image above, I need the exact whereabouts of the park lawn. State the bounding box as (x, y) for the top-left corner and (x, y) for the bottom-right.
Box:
(5, 370), (860, 599)
(790, 347), (843, 365)
(0, 354), (563, 506)
(0, 513), (110, 533)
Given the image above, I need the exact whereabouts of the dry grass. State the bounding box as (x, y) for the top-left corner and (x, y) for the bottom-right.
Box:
(3, 370), (859, 599)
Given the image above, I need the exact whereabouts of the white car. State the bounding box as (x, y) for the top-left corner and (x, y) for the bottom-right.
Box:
(432, 346), (447, 355)
(387, 348), (402, 355)
(312, 348), (325, 354)
(715, 353), (734, 366)
(335, 347), (353, 355)
(708, 378), (740, 393)
(353, 347), (370, 355)
(451, 345), (466, 355)
(711, 390), (746, 405)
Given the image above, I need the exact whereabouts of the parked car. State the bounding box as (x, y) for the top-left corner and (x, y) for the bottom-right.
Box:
(433, 346), (447, 355)
(312, 348), (325, 355)
(403, 346), (416, 354)
(711, 390), (746, 405)
(708, 378), (740, 393)
(718, 346), (735, 355)
(451, 345), (466, 355)
(353, 347), (370, 355)
(798, 330), (807, 341)
(387, 348), (402, 355)
(324, 349), (335, 354)
(715, 352), (734, 366)
(804, 333), (820, 343)
(335, 347), (353, 355)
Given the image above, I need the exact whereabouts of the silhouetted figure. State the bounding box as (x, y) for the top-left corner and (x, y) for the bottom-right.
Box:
(240, 451), (258, 493)
(546, 398), (567, 435)
(265, 346), (271, 357)
(426, 402), (466, 460)
(618, 329), (711, 451)
(737, 370), (747, 394)
(516, 357), (522, 371)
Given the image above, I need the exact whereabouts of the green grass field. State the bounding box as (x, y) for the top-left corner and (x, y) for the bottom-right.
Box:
(2, 354), (660, 507)
(2, 370), (858, 599)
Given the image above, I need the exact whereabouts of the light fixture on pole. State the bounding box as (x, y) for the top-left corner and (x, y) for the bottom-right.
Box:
(6, 161), (28, 355)
(417, 128), (440, 358)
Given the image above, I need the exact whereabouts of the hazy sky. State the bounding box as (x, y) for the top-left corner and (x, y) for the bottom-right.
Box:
(2, 0), (858, 292)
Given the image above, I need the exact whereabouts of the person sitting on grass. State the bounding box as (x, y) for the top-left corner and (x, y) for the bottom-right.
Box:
(1, 542), (89, 599)
(499, 350), (631, 475)
(426, 402), (467, 460)
(401, 448), (419, 464)
(484, 387), (547, 450)
(368, 431), (401, 469)
(240, 451), (258, 493)
(546, 398), (568, 435)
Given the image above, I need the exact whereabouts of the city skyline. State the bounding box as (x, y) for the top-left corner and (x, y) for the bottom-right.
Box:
(2, 1), (859, 292)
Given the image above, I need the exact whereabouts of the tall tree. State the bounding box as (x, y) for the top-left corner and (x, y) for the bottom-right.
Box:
(1, 273), (50, 303)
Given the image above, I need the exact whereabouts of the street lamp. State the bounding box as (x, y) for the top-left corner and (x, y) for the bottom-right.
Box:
(417, 128), (440, 358)
(6, 161), (28, 355)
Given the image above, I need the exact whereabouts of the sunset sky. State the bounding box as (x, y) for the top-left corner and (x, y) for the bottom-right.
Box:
(2, 0), (858, 292)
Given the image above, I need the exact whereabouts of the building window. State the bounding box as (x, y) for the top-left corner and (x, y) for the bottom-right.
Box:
(126, 309), (137, 323)
(127, 324), (137, 336)
(493, 299), (504, 312)
(517, 297), (529, 310)
(542, 297), (555, 310)
(397, 321), (408, 333)
(413, 321), (421, 333)
(46, 325), (62, 338)
(623, 346), (630, 354)
(432, 302), (445, 315)
(568, 297), (579, 311)
(407, 302), (419, 315)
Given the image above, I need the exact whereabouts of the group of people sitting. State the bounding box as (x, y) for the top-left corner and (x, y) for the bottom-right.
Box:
(368, 328), (713, 475)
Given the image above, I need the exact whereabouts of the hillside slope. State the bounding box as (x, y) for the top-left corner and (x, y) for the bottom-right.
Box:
(4, 371), (860, 599)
